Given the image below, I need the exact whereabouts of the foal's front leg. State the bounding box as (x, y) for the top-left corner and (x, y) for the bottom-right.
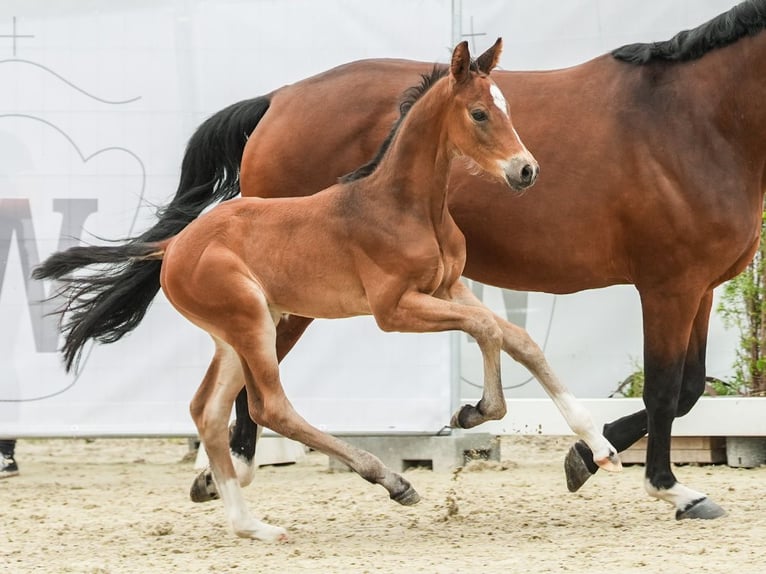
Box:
(372, 283), (506, 428)
(444, 282), (509, 429)
(447, 283), (620, 473)
(494, 314), (621, 473)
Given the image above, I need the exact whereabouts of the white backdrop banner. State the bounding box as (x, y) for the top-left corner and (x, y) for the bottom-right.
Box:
(0, 0), (738, 436)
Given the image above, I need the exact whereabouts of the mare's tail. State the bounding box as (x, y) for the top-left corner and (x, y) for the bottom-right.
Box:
(32, 96), (272, 372)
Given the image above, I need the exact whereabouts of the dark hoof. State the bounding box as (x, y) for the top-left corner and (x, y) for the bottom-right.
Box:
(391, 485), (421, 506)
(676, 497), (726, 520)
(450, 404), (479, 429)
(564, 441), (596, 493)
(190, 469), (219, 503)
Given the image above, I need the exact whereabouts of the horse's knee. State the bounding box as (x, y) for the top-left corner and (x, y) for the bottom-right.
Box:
(474, 315), (503, 352)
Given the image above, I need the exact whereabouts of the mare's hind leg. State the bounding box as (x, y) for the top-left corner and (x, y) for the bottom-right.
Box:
(190, 337), (288, 541)
(564, 291), (714, 497)
(191, 315), (315, 503)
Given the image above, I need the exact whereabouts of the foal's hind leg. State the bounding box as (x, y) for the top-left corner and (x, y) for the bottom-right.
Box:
(192, 315), (315, 503)
(189, 338), (287, 541)
(231, 299), (419, 507)
(189, 413), (262, 503)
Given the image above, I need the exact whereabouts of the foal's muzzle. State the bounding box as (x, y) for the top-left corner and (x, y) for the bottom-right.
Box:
(503, 155), (539, 191)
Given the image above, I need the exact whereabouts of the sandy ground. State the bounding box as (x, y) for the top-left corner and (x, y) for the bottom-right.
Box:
(2, 435), (765, 574)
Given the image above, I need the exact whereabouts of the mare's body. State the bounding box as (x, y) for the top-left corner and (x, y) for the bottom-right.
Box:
(38, 2), (766, 521)
(225, 1), (766, 519)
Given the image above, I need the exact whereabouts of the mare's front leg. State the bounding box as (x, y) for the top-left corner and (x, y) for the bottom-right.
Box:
(638, 289), (724, 519)
(564, 291), (723, 513)
(563, 293), (714, 491)
(448, 283), (621, 473)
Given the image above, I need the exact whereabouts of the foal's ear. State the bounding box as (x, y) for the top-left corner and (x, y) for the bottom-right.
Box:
(450, 41), (472, 84)
(476, 37), (503, 74)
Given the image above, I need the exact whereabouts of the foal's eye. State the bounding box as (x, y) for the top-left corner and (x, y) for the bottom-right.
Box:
(471, 109), (488, 122)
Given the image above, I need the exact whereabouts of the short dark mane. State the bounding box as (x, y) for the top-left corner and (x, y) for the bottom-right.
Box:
(612, 0), (766, 65)
(339, 65), (449, 183)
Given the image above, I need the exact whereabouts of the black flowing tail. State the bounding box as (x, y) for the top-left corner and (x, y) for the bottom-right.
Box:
(32, 96), (272, 372)
(32, 243), (164, 372)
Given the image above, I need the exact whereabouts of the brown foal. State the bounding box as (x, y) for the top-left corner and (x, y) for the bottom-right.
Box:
(34, 39), (620, 540)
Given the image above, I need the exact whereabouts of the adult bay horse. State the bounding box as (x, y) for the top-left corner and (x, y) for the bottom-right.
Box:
(200, 1), (766, 521)
(34, 41), (621, 540)
(37, 1), (763, 521)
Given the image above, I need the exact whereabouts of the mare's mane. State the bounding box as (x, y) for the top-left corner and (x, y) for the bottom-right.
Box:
(339, 65), (449, 183)
(613, 0), (766, 65)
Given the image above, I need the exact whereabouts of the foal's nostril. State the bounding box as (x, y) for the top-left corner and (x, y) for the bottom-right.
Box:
(520, 164), (535, 185)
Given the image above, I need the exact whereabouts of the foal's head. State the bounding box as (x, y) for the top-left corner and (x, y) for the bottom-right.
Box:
(446, 39), (538, 191)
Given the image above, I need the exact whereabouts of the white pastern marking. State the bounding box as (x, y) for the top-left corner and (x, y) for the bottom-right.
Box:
(551, 391), (616, 463)
(645, 478), (707, 510)
(218, 477), (287, 541)
(490, 83), (509, 117)
(218, 477), (252, 525)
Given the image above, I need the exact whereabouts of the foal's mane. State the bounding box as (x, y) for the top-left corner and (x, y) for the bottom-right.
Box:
(339, 65), (450, 183)
(613, 0), (766, 65)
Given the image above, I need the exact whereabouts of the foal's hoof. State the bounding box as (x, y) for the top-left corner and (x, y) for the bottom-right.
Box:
(190, 469), (219, 503)
(391, 485), (421, 506)
(450, 404), (480, 429)
(594, 450), (622, 473)
(234, 521), (289, 542)
(676, 497), (727, 520)
(564, 441), (596, 493)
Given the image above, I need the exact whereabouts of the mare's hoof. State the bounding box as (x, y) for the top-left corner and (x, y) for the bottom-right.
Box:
(676, 497), (726, 520)
(564, 441), (596, 493)
(190, 469), (219, 503)
(391, 485), (421, 506)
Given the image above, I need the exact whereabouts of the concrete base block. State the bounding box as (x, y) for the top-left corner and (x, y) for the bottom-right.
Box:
(328, 433), (499, 473)
(726, 436), (766, 468)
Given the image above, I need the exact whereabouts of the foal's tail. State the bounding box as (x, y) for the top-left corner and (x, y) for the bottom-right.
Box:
(33, 96), (273, 372)
(32, 243), (165, 372)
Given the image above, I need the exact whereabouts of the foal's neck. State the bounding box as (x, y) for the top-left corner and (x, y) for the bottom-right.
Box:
(367, 80), (455, 221)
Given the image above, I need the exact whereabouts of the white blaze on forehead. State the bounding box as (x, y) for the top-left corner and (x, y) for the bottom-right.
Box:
(489, 82), (509, 117)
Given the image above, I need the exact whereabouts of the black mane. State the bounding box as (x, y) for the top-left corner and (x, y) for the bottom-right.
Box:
(339, 65), (449, 183)
(612, 0), (766, 64)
